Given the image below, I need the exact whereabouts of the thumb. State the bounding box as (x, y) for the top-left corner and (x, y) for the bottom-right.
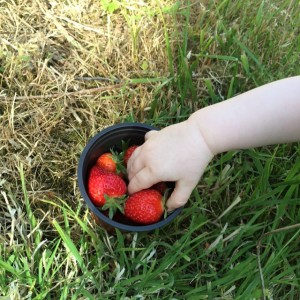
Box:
(166, 179), (196, 211)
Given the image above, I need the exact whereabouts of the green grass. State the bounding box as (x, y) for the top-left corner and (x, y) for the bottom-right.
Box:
(1, 0), (300, 299)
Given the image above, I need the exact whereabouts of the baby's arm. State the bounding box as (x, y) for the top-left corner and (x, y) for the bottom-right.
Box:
(128, 76), (300, 210)
(193, 76), (300, 154)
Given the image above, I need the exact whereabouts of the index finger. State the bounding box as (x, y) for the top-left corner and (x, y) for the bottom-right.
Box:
(128, 168), (159, 194)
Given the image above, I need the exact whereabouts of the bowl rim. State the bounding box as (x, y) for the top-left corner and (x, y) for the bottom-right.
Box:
(77, 122), (183, 232)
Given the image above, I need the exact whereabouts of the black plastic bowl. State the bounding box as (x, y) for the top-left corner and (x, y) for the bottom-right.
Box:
(77, 122), (182, 232)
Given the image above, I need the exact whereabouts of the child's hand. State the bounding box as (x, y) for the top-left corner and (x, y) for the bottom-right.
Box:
(127, 76), (300, 210)
(127, 119), (214, 211)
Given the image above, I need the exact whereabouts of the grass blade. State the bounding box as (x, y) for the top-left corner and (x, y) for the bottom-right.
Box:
(52, 220), (84, 270)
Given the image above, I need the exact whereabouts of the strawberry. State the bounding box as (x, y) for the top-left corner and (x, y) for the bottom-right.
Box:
(124, 145), (138, 166)
(124, 189), (164, 225)
(87, 168), (127, 207)
(96, 151), (126, 177)
(89, 165), (110, 177)
(96, 152), (117, 173)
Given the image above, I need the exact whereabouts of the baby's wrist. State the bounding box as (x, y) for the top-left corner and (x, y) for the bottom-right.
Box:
(186, 112), (215, 159)
(188, 108), (221, 156)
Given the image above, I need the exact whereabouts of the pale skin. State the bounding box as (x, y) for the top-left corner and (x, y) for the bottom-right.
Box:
(127, 76), (300, 211)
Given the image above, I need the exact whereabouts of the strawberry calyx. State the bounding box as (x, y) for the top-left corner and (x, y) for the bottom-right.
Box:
(101, 194), (127, 219)
(110, 148), (127, 178)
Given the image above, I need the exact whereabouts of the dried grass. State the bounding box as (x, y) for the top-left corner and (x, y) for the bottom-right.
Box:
(0, 1), (195, 256)
(1, 0), (300, 298)
(0, 1), (175, 185)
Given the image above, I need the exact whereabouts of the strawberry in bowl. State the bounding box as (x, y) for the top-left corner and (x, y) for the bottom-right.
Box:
(77, 123), (183, 232)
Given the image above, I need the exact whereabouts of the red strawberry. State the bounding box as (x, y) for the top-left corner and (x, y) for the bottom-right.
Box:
(89, 165), (110, 177)
(96, 152), (117, 173)
(124, 189), (164, 224)
(87, 169), (127, 207)
(124, 145), (138, 166)
(96, 151), (126, 177)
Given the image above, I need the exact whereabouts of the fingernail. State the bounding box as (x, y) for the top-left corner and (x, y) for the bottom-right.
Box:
(167, 207), (175, 213)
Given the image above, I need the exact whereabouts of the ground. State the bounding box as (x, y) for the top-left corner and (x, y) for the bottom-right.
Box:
(0, 0), (299, 299)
